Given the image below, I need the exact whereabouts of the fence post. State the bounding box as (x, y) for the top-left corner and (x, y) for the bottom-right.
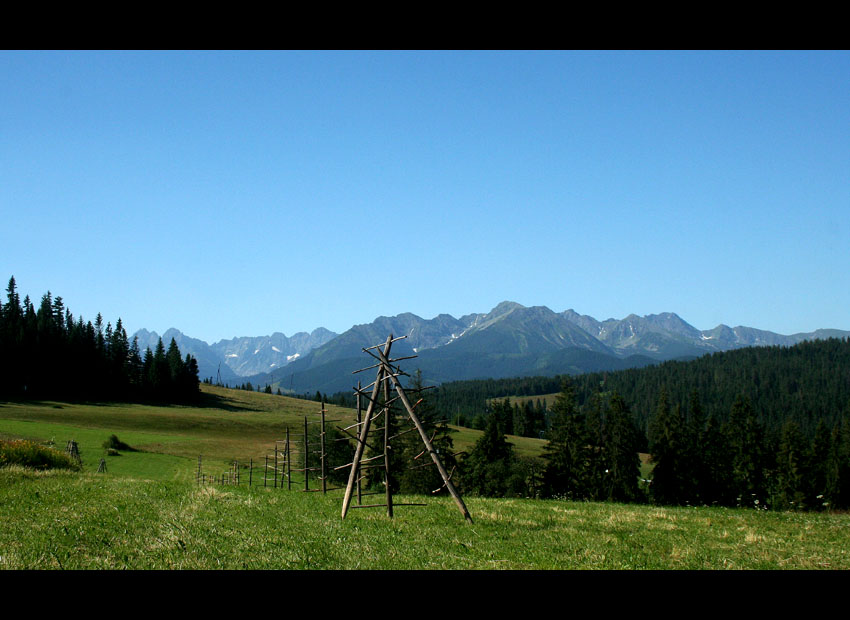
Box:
(286, 426), (292, 490)
(321, 401), (327, 494)
(356, 381), (362, 505)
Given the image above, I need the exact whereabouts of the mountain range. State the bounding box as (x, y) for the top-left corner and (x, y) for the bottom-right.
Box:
(132, 327), (338, 385)
(132, 302), (849, 397)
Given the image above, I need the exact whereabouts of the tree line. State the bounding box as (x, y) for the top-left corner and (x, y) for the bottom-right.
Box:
(429, 337), (850, 442)
(0, 277), (199, 403)
(454, 377), (850, 511)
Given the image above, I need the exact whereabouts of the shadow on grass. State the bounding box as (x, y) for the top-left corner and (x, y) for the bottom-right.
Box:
(1, 392), (254, 413)
(190, 391), (257, 412)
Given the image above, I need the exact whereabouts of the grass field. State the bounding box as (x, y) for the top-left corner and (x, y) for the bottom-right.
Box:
(2, 385), (848, 570)
(0, 385), (546, 480)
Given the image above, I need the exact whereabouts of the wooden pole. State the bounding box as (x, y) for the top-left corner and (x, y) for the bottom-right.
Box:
(341, 335), (392, 519)
(249, 457), (253, 487)
(376, 345), (473, 524)
(321, 401), (327, 494)
(286, 427), (292, 490)
(356, 381), (362, 506)
(264, 455), (268, 487)
(304, 416), (309, 492)
(383, 367), (394, 518)
(279, 441), (285, 488)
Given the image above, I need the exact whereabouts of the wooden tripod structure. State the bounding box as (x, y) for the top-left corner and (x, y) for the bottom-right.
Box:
(340, 334), (473, 524)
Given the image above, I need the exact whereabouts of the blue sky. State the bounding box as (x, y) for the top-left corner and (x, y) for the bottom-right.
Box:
(2, 50), (848, 344)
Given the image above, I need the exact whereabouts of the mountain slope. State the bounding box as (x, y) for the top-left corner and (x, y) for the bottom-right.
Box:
(131, 327), (337, 383)
(210, 328), (337, 376)
(135, 302), (849, 396)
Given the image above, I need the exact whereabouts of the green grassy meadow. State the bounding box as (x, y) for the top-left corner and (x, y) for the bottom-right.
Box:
(2, 385), (848, 570)
(0, 385), (543, 480)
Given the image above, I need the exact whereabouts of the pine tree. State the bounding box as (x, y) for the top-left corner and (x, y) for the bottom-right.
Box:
(149, 338), (169, 399)
(583, 392), (609, 500)
(649, 389), (693, 505)
(774, 420), (810, 510)
(824, 406), (850, 510)
(727, 395), (768, 508)
(542, 378), (590, 499)
(182, 354), (200, 399)
(604, 393), (643, 503)
(490, 398), (514, 435)
(698, 413), (734, 506)
(808, 419), (832, 509)
(687, 390), (711, 504)
(460, 414), (516, 497)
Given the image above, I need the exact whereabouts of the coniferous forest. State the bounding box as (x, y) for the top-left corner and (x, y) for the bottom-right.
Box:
(433, 338), (850, 440)
(435, 339), (850, 511)
(0, 277), (199, 403)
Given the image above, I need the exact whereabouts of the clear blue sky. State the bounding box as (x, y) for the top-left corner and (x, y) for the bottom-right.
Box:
(2, 50), (848, 344)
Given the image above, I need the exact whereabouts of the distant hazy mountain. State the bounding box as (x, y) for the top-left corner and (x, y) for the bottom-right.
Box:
(131, 327), (337, 384)
(254, 302), (850, 395)
(134, 302), (849, 396)
(442, 302), (617, 356)
(209, 328), (337, 377)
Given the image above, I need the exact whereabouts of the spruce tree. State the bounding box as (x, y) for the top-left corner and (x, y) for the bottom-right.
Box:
(727, 395), (768, 508)
(490, 398), (514, 436)
(649, 389), (693, 505)
(808, 419), (832, 509)
(460, 414), (516, 497)
(824, 406), (850, 510)
(604, 393), (643, 503)
(698, 413), (734, 506)
(149, 338), (169, 400)
(774, 420), (810, 510)
(542, 378), (590, 499)
(583, 392), (609, 501)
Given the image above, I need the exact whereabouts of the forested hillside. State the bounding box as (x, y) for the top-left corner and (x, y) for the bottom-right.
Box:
(0, 277), (199, 403)
(430, 338), (850, 440)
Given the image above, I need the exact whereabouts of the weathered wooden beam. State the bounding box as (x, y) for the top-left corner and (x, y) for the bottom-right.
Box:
(375, 345), (473, 524)
(356, 380), (362, 506)
(383, 371), (393, 519)
(363, 335), (406, 351)
(341, 335), (392, 519)
(321, 402), (327, 494)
